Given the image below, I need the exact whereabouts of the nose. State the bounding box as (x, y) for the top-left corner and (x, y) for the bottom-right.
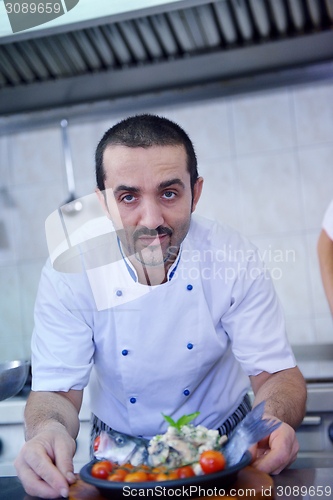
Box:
(139, 197), (164, 229)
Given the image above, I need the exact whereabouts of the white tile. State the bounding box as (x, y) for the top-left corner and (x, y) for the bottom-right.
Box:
(170, 99), (232, 161)
(306, 232), (331, 316)
(194, 158), (240, 230)
(298, 145), (333, 230)
(143, 106), (178, 121)
(18, 260), (45, 338)
(21, 336), (33, 362)
(0, 205), (17, 265)
(251, 235), (311, 317)
(0, 142), (18, 263)
(232, 89), (294, 155)
(68, 121), (104, 181)
(75, 174), (97, 198)
(61, 191), (105, 239)
(0, 266), (23, 363)
(0, 135), (9, 186)
(12, 182), (66, 260)
(9, 126), (64, 186)
(0, 342), (28, 364)
(237, 151), (303, 235)
(285, 317), (316, 345)
(95, 115), (127, 139)
(293, 82), (333, 146)
(314, 316), (333, 344)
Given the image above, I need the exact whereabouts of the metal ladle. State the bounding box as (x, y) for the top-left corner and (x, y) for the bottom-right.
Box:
(60, 119), (83, 215)
(0, 361), (30, 401)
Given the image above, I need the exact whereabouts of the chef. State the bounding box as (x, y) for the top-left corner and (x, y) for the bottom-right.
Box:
(15, 114), (306, 499)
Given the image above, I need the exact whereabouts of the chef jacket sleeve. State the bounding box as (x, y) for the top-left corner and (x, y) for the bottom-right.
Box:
(31, 258), (95, 392)
(221, 248), (296, 377)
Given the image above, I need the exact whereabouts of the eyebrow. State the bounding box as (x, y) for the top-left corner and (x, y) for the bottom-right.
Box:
(158, 178), (185, 190)
(113, 185), (140, 195)
(114, 178), (185, 195)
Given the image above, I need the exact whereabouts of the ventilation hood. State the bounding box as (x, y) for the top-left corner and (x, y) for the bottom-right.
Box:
(0, 0), (332, 116)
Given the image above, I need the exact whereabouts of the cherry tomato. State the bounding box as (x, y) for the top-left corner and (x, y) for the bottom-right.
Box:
(152, 466), (167, 473)
(199, 450), (226, 474)
(93, 436), (100, 452)
(155, 472), (168, 481)
(91, 460), (113, 479)
(166, 471), (178, 480)
(124, 471), (149, 482)
(107, 469), (127, 482)
(176, 465), (195, 478)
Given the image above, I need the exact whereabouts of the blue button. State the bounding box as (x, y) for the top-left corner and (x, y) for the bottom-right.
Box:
(183, 389), (190, 396)
(116, 290), (122, 296)
(130, 397), (136, 404)
(187, 284), (193, 291)
(122, 349), (128, 356)
(187, 343), (193, 350)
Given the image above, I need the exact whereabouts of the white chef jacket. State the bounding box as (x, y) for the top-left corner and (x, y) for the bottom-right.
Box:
(323, 199), (333, 241)
(31, 215), (296, 439)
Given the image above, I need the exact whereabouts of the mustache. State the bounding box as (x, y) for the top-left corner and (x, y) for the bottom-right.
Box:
(133, 226), (172, 242)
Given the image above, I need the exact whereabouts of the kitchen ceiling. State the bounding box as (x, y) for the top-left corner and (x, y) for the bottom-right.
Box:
(0, 0), (332, 116)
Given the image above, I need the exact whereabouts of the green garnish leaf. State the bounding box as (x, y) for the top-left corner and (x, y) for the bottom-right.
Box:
(162, 413), (177, 427)
(176, 412), (200, 429)
(162, 412), (200, 430)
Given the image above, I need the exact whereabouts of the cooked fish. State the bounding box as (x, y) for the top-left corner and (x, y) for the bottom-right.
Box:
(148, 422), (226, 468)
(94, 429), (150, 466)
(93, 401), (281, 469)
(222, 401), (281, 466)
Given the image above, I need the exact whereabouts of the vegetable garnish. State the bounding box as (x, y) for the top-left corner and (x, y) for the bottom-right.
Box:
(162, 412), (200, 430)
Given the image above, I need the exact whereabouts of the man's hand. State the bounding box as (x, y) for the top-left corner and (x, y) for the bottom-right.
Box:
(249, 367), (306, 475)
(15, 390), (82, 499)
(249, 417), (299, 475)
(14, 421), (76, 498)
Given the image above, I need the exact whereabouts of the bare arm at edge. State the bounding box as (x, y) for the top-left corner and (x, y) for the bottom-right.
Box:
(317, 228), (333, 317)
(14, 389), (83, 499)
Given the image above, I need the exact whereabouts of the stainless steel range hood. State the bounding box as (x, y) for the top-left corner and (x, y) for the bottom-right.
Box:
(0, 0), (333, 116)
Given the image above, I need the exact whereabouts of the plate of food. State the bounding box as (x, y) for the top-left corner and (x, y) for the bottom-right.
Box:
(80, 402), (279, 499)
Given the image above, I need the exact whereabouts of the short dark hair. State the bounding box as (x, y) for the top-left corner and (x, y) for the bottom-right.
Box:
(95, 114), (198, 196)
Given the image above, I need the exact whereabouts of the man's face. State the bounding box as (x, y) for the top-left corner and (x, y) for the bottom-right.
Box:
(96, 144), (202, 268)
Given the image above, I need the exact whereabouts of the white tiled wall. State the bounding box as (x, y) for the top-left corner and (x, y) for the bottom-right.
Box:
(0, 79), (333, 362)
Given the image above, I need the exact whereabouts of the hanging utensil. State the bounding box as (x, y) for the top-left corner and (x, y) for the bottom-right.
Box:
(60, 119), (83, 215)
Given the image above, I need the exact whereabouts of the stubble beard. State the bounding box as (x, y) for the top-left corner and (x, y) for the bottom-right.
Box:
(134, 218), (191, 268)
(118, 217), (191, 268)
(135, 237), (171, 267)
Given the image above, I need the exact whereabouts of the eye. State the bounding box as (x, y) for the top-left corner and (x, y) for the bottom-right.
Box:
(163, 191), (176, 199)
(115, 436), (124, 446)
(122, 194), (135, 203)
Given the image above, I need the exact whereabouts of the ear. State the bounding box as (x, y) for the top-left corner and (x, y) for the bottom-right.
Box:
(191, 177), (204, 213)
(95, 187), (111, 220)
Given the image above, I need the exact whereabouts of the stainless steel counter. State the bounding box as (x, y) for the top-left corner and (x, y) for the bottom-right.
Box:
(274, 468), (333, 500)
(293, 344), (333, 383)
